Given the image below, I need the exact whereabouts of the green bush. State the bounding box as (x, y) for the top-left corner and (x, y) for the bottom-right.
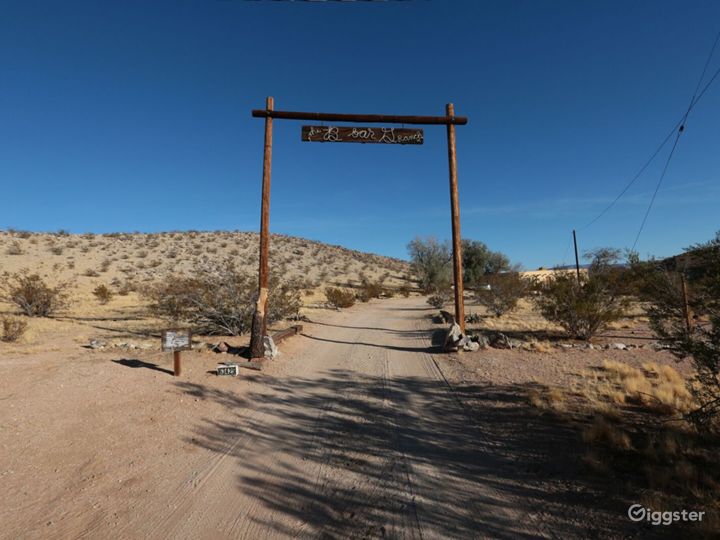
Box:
(536, 272), (627, 340)
(475, 272), (531, 317)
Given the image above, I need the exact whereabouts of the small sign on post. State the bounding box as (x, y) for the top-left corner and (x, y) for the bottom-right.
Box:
(161, 329), (192, 376)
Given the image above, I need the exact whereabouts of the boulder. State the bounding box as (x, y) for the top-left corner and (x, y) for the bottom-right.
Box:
(263, 336), (279, 359)
(88, 339), (107, 350)
(444, 322), (463, 351)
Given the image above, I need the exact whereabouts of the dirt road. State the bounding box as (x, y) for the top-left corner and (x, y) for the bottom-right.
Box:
(1, 297), (641, 539)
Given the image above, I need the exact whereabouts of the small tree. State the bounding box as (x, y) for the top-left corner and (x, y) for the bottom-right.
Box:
(637, 233), (720, 433)
(475, 272), (530, 317)
(0, 270), (70, 317)
(462, 239), (511, 285)
(407, 236), (452, 294)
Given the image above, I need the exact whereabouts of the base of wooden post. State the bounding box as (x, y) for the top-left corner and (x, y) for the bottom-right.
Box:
(173, 350), (182, 376)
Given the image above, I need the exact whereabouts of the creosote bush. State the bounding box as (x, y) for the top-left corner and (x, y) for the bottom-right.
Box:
(143, 262), (300, 336)
(474, 272), (531, 317)
(536, 272), (627, 340)
(325, 287), (356, 309)
(0, 271), (70, 317)
(357, 279), (383, 302)
(93, 284), (114, 305)
(427, 290), (451, 309)
(1, 316), (28, 342)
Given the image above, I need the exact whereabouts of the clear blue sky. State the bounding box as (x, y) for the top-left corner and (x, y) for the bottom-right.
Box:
(2, 1), (719, 269)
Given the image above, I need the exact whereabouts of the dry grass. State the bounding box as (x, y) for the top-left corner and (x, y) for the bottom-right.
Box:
(527, 386), (566, 412)
(528, 358), (719, 532)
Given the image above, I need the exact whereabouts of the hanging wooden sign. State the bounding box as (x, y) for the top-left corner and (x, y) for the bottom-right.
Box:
(301, 125), (424, 145)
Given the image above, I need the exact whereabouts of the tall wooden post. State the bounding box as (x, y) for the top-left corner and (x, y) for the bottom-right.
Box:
(446, 103), (465, 334)
(573, 229), (581, 285)
(249, 96), (274, 359)
(680, 273), (693, 335)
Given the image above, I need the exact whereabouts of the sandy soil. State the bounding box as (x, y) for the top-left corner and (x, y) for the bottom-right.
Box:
(0, 296), (690, 539)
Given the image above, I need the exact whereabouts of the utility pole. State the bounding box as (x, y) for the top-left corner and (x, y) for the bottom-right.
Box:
(572, 229), (581, 285)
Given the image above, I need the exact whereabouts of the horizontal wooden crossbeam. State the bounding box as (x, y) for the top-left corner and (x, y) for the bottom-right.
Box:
(251, 109), (468, 126)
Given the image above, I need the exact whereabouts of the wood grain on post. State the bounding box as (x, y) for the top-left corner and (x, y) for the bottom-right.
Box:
(249, 96), (274, 359)
(173, 350), (181, 377)
(446, 103), (466, 335)
(252, 109), (468, 125)
(680, 273), (693, 334)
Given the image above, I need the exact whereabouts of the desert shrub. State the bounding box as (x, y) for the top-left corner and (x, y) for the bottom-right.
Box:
(462, 239), (511, 285)
(325, 287), (356, 309)
(358, 279), (383, 302)
(49, 245), (63, 255)
(474, 272), (531, 317)
(84, 268), (100, 277)
(399, 284), (411, 297)
(6, 241), (23, 255)
(144, 263), (298, 335)
(268, 276), (302, 322)
(1, 316), (28, 342)
(407, 236), (452, 294)
(0, 271), (70, 317)
(93, 284), (113, 305)
(427, 290), (451, 309)
(536, 272), (627, 340)
(636, 233), (720, 433)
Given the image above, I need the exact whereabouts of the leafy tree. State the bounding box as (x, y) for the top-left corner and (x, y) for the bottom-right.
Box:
(407, 236), (452, 294)
(462, 239), (511, 286)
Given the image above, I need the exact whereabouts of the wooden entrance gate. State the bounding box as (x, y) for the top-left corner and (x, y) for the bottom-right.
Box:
(249, 97), (469, 359)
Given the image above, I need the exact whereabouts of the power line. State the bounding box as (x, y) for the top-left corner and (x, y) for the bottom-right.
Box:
(630, 127), (683, 251)
(577, 29), (720, 234)
(631, 29), (720, 251)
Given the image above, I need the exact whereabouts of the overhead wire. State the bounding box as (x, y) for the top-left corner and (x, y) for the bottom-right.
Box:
(631, 28), (720, 250)
(576, 29), (720, 237)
